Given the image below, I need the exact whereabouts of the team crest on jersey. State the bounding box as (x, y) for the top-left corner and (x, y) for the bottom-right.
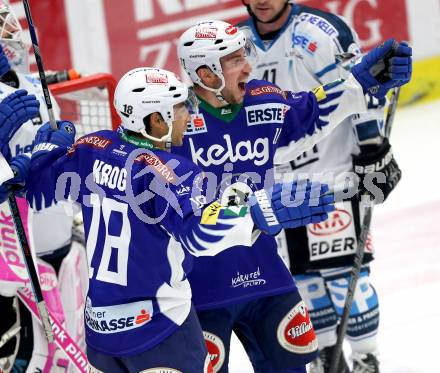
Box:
(203, 331), (225, 372)
(245, 103), (289, 126)
(146, 72), (168, 84)
(185, 113), (207, 135)
(277, 301), (318, 354)
(195, 27), (217, 39)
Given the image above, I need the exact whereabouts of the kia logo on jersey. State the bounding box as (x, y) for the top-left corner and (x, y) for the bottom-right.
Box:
(308, 209), (352, 236)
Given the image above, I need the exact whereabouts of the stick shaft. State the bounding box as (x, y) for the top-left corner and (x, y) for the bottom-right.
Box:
(22, 0), (57, 130)
(328, 87), (401, 373)
(7, 193), (54, 343)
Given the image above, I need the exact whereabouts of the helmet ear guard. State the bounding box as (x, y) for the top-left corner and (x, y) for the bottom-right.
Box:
(114, 67), (193, 143)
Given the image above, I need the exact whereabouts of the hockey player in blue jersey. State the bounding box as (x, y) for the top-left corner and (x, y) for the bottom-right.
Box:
(174, 19), (411, 373)
(24, 67), (336, 373)
(238, 1), (411, 372)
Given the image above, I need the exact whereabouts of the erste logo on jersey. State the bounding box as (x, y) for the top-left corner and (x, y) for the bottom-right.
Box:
(293, 33), (319, 55)
(185, 113), (207, 135)
(245, 103), (289, 126)
(203, 331), (225, 372)
(146, 72), (168, 84)
(277, 301), (318, 354)
(85, 298), (153, 334)
(188, 134), (269, 167)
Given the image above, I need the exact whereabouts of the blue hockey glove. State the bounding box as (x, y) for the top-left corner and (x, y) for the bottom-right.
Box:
(0, 43), (11, 77)
(0, 154), (30, 203)
(250, 181), (335, 236)
(0, 89), (40, 159)
(27, 121), (75, 210)
(352, 39), (412, 99)
(32, 120), (76, 161)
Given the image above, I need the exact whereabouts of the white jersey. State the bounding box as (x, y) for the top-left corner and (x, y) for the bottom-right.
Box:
(239, 5), (386, 188)
(239, 5), (386, 269)
(0, 73), (73, 255)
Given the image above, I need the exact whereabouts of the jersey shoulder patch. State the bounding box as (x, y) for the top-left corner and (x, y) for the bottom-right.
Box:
(245, 79), (287, 103)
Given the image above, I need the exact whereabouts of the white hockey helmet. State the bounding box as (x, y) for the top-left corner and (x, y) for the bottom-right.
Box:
(0, 0), (29, 73)
(114, 67), (197, 143)
(177, 20), (254, 95)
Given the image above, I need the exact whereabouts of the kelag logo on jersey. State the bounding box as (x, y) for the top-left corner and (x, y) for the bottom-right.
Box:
(85, 298), (153, 334)
(189, 134), (269, 167)
(245, 103), (289, 126)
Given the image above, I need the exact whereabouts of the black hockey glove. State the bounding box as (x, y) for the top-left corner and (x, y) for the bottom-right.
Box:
(353, 138), (401, 203)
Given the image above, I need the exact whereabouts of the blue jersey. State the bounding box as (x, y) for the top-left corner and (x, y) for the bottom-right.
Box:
(173, 78), (367, 309)
(27, 129), (257, 356)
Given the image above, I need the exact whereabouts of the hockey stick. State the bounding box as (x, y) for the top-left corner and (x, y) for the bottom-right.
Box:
(328, 87), (401, 373)
(22, 0), (57, 130)
(7, 191), (54, 343)
(1, 0), (59, 344)
(17, 287), (88, 372)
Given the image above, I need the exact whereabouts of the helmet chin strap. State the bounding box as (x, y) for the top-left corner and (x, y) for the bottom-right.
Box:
(245, 0), (290, 25)
(140, 121), (173, 150)
(198, 75), (227, 103)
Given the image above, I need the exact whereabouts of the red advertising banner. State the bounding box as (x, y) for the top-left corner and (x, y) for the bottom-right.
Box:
(10, 0), (409, 79)
(11, 0), (72, 71)
(102, 0), (409, 78)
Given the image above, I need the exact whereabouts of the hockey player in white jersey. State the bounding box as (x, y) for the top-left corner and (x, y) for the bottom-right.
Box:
(239, 1), (408, 372)
(0, 2), (87, 372)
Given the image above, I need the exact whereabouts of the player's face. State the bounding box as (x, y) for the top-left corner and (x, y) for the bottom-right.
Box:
(244, 0), (287, 23)
(220, 47), (252, 104)
(171, 103), (190, 146)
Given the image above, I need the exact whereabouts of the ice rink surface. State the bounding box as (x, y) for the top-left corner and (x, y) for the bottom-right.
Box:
(229, 99), (440, 373)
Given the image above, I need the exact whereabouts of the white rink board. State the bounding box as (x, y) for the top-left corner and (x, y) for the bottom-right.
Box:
(229, 101), (440, 373)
